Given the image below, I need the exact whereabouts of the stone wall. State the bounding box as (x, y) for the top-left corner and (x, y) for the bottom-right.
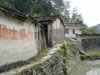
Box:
(52, 19), (64, 45)
(52, 29), (64, 45)
(13, 43), (80, 75)
(19, 56), (64, 75)
(82, 39), (100, 50)
(76, 34), (100, 50)
(0, 15), (39, 67)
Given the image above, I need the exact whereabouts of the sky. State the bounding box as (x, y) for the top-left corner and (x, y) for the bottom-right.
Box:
(69, 0), (100, 27)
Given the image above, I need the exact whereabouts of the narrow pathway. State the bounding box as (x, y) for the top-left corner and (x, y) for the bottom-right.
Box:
(1, 44), (62, 75)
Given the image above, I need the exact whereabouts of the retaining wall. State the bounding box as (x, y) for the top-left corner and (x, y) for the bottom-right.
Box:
(76, 34), (100, 50)
(6, 43), (81, 75)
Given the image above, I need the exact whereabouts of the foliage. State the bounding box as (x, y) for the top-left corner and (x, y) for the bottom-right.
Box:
(80, 49), (100, 60)
(0, 0), (85, 24)
(30, 48), (49, 62)
(14, 0), (34, 14)
(86, 50), (100, 56)
(71, 8), (83, 24)
(91, 24), (100, 34)
(59, 42), (71, 57)
(0, 0), (65, 16)
(82, 25), (96, 34)
(0, 0), (72, 22)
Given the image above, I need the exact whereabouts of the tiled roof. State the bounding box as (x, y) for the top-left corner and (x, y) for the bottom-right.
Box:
(65, 23), (84, 27)
(0, 5), (38, 25)
(35, 15), (64, 26)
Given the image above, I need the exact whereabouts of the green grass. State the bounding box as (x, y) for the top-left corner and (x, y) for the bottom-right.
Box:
(85, 50), (100, 56)
(30, 48), (49, 63)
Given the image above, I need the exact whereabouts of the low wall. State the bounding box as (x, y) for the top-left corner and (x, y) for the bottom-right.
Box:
(81, 39), (100, 50)
(8, 43), (80, 75)
(0, 15), (38, 66)
(76, 34), (100, 50)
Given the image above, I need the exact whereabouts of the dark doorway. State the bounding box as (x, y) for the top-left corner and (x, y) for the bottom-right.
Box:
(73, 29), (75, 34)
(44, 24), (49, 47)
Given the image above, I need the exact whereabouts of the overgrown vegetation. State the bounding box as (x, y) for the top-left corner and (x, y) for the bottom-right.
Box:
(56, 42), (81, 74)
(13, 42), (81, 75)
(0, 0), (85, 24)
(82, 25), (97, 34)
(90, 24), (100, 34)
(0, 48), (49, 73)
(0, 0), (65, 16)
(80, 49), (100, 60)
(86, 50), (100, 56)
(30, 48), (49, 62)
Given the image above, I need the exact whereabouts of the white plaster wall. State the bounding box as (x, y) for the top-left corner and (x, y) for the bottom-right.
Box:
(75, 29), (82, 34)
(0, 16), (35, 30)
(65, 29), (75, 38)
(65, 28), (82, 38)
(0, 15), (38, 66)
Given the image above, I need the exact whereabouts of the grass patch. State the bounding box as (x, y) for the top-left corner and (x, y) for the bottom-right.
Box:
(80, 49), (100, 60)
(30, 48), (49, 63)
(85, 50), (100, 56)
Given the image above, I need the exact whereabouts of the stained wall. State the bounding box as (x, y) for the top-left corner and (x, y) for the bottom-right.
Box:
(52, 19), (64, 45)
(0, 15), (38, 66)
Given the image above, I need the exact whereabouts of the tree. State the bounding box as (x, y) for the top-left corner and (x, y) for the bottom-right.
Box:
(0, 0), (71, 19)
(82, 25), (96, 34)
(0, 0), (15, 8)
(51, 0), (71, 23)
(63, 0), (71, 23)
(31, 0), (59, 16)
(71, 8), (83, 24)
(14, 0), (34, 14)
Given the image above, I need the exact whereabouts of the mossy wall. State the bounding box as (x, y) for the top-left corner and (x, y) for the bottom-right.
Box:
(15, 43), (81, 75)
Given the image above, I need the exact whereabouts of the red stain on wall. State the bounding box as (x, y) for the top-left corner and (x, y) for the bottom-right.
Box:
(64, 29), (66, 34)
(0, 24), (33, 40)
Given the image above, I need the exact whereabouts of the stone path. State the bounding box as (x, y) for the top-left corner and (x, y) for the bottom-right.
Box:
(65, 38), (77, 43)
(1, 44), (62, 75)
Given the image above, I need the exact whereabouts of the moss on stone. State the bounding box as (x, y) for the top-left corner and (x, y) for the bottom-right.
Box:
(30, 48), (49, 63)
(14, 42), (81, 75)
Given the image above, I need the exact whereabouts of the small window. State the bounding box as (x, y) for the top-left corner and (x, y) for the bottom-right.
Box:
(73, 29), (75, 34)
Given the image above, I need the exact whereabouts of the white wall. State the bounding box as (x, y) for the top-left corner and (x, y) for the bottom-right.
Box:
(65, 28), (82, 38)
(0, 15), (38, 66)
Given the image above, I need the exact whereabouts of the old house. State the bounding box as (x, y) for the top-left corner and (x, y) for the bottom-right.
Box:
(0, 5), (41, 66)
(35, 16), (65, 47)
(64, 23), (84, 39)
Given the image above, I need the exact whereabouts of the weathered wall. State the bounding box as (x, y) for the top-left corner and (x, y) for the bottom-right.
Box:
(52, 19), (64, 45)
(14, 43), (80, 75)
(81, 39), (100, 50)
(76, 34), (100, 42)
(76, 34), (100, 50)
(0, 15), (38, 66)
